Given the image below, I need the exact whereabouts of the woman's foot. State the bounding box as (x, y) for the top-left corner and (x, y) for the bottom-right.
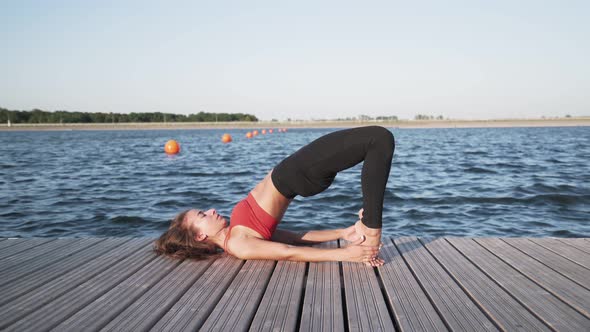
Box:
(354, 220), (384, 266)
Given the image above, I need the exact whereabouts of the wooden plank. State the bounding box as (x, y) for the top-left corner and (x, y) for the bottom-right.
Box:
(559, 238), (590, 254)
(0, 237), (127, 306)
(150, 255), (244, 331)
(448, 238), (590, 332)
(503, 238), (590, 289)
(51, 254), (182, 331)
(531, 238), (590, 269)
(395, 237), (497, 331)
(0, 237), (47, 251)
(0, 238), (101, 286)
(3, 243), (156, 331)
(250, 260), (306, 331)
(377, 237), (446, 332)
(0, 238), (55, 261)
(198, 259), (276, 332)
(423, 237), (550, 331)
(0, 238), (150, 329)
(0, 238), (79, 270)
(342, 239), (395, 332)
(0, 238), (35, 250)
(476, 238), (590, 317)
(101, 257), (214, 331)
(299, 241), (345, 332)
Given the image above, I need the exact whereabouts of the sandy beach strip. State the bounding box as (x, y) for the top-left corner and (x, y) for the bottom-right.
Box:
(1, 118), (589, 131)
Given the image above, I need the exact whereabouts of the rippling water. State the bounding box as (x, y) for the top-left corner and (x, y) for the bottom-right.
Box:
(1, 126), (588, 238)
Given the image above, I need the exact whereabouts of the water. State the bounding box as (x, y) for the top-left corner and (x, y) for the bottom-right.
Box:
(1, 126), (589, 238)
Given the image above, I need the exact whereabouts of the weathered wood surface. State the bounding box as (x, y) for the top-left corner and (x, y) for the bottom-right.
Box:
(299, 241), (345, 332)
(0, 237), (588, 332)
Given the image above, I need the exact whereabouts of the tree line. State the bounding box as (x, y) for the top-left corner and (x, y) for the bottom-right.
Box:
(0, 107), (258, 123)
(414, 114), (445, 120)
(330, 115), (399, 121)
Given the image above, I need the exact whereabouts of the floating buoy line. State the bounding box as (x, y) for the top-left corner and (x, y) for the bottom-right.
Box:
(165, 128), (288, 153)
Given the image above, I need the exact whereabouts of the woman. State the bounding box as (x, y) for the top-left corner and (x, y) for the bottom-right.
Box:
(155, 126), (395, 266)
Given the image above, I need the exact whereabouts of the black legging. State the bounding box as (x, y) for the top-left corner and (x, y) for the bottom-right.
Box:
(271, 126), (395, 229)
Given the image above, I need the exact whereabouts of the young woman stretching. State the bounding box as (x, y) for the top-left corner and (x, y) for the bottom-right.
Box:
(155, 126), (395, 266)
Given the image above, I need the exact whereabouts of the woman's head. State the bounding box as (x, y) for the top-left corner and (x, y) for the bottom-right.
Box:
(154, 208), (227, 260)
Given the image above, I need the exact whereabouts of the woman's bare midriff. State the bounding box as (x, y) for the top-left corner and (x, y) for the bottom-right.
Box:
(226, 170), (292, 247)
(250, 169), (292, 222)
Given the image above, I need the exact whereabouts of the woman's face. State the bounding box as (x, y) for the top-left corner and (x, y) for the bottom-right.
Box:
(183, 208), (227, 241)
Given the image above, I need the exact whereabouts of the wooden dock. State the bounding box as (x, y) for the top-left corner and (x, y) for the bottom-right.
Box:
(0, 237), (588, 331)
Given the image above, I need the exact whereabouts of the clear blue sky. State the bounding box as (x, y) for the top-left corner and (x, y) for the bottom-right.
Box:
(1, 0), (588, 120)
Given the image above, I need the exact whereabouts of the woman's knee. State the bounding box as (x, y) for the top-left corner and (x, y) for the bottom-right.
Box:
(368, 126), (395, 153)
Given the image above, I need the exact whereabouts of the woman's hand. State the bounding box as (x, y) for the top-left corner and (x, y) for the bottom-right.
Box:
(342, 236), (383, 265)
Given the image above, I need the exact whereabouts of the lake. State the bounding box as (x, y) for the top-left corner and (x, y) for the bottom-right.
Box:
(1, 126), (588, 238)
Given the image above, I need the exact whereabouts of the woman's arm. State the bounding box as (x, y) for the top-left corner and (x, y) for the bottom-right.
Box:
(232, 236), (379, 263)
(271, 228), (344, 245)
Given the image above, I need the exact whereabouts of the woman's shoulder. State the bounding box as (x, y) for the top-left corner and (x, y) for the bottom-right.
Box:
(228, 225), (265, 239)
(224, 226), (266, 257)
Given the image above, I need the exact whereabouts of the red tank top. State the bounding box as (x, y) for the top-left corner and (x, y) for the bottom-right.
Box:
(223, 193), (279, 255)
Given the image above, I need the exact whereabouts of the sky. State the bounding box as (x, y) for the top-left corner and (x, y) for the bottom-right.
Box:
(1, 0), (588, 121)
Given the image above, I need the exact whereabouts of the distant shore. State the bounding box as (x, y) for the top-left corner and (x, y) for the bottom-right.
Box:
(1, 118), (589, 131)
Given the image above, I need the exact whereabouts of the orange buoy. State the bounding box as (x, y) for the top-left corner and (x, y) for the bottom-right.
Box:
(221, 133), (232, 143)
(269, 129), (273, 134)
(246, 132), (253, 138)
(261, 129), (267, 134)
(164, 140), (180, 154)
(253, 130), (259, 136)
